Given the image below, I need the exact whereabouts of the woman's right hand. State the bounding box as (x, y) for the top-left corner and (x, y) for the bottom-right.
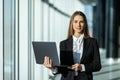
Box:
(43, 56), (53, 69)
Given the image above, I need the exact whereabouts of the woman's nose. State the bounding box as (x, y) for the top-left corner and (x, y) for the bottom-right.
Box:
(78, 23), (81, 27)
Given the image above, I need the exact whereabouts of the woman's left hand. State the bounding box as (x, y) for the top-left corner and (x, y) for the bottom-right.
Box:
(72, 63), (82, 71)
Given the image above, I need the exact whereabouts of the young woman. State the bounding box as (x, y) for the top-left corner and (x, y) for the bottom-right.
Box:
(43, 11), (102, 80)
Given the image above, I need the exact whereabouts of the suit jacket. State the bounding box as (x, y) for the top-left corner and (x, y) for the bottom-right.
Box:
(57, 37), (102, 80)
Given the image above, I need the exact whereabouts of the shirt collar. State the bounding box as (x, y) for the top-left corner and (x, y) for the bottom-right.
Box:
(73, 34), (84, 42)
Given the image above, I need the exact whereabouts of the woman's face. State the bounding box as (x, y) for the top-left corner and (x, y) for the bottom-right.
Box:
(72, 15), (85, 34)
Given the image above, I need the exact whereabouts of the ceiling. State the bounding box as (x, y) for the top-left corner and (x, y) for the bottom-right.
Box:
(79, 0), (97, 5)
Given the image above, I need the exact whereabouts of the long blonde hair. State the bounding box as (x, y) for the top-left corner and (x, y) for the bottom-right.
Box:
(67, 11), (90, 39)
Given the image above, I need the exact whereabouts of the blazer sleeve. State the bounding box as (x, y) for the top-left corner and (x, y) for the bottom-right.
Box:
(84, 38), (102, 73)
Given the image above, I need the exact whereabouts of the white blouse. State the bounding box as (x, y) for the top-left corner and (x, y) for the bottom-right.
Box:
(73, 34), (85, 72)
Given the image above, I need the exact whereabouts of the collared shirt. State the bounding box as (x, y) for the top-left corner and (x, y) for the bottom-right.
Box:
(73, 34), (84, 63)
(73, 34), (85, 72)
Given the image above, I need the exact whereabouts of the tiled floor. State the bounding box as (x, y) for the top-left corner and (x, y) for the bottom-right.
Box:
(93, 49), (120, 80)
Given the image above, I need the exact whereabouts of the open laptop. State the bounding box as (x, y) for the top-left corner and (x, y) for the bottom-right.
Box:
(32, 41), (60, 66)
(32, 41), (73, 70)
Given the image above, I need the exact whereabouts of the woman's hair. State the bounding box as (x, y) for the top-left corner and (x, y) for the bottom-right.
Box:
(67, 11), (90, 39)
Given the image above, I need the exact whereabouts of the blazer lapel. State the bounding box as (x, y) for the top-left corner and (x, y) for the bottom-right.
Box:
(80, 38), (90, 63)
(66, 37), (73, 51)
(66, 37), (74, 64)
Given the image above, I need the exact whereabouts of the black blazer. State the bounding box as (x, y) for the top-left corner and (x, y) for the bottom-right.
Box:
(57, 37), (102, 80)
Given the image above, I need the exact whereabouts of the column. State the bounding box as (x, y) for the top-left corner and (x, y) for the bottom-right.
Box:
(105, 0), (119, 58)
(93, 0), (106, 48)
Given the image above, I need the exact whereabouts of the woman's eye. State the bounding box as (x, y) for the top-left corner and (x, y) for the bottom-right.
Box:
(74, 21), (77, 23)
(80, 21), (84, 23)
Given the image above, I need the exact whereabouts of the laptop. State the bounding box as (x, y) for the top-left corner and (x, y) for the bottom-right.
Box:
(32, 41), (60, 66)
(32, 41), (73, 70)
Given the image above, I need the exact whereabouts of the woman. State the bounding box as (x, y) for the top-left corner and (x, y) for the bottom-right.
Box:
(43, 11), (102, 80)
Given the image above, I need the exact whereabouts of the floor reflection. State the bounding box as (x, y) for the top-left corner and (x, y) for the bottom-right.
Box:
(93, 49), (120, 80)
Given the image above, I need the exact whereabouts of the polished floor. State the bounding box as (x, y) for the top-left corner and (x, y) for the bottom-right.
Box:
(93, 49), (120, 80)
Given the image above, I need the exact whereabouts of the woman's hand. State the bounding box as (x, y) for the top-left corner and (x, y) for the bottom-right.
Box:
(43, 56), (53, 69)
(72, 63), (82, 71)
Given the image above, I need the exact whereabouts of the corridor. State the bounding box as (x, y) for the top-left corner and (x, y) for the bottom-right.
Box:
(0, 0), (120, 80)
